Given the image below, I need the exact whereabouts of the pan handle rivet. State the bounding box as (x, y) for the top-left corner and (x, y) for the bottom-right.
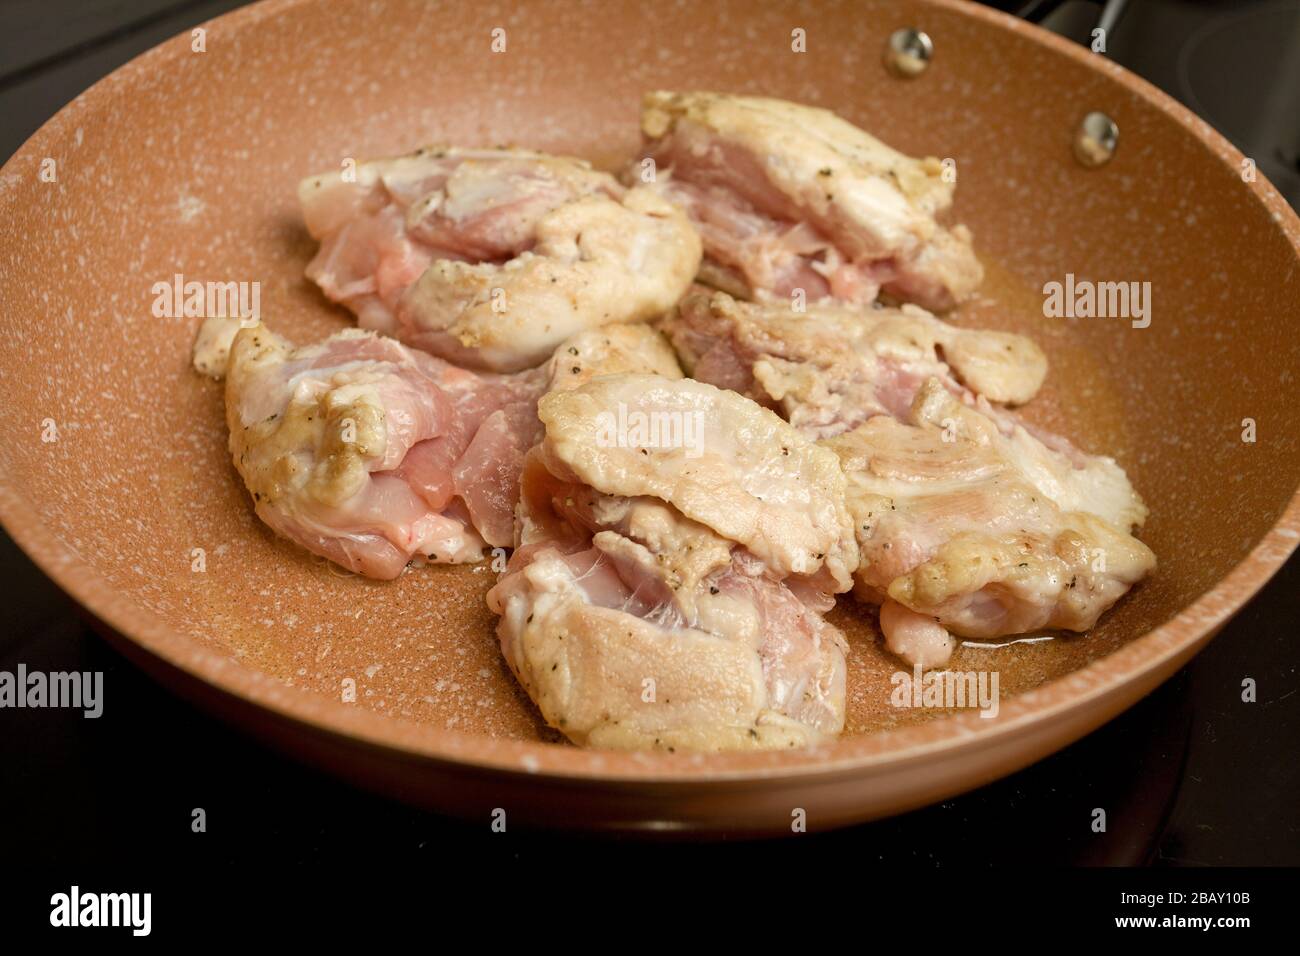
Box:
(1074, 111), (1119, 166)
(885, 28), (932, 77)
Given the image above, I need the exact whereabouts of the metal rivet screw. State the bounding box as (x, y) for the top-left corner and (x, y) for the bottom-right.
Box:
(1074, 112), (1119, 167)
(885, 28), (933, 77)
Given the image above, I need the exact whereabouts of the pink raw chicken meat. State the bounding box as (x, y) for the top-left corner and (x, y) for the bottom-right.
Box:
(299, 146), (701, 372)
(487, 374), (859, 751)
(221, 321), (545, 578)
(638, 91), (983, 312)
(661, 291), (1154, 669)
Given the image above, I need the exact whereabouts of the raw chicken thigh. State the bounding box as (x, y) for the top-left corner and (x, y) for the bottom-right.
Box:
(638, 92), (983, 311)
(663, 288), (1047, 437)
(216, 319), (545, 578)
(488, 374), (859, 750)
(300, 146), (702, 372)
(826, 380), (1155, 668)
(199, 315), (681, 579)
(662, 291), (1153, 668)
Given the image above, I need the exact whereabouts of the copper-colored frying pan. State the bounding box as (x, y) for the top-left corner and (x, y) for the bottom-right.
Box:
(1, 0), (1297, 834)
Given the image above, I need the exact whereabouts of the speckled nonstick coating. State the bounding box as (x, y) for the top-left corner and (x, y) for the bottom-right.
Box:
(1, 0), (1297, 834)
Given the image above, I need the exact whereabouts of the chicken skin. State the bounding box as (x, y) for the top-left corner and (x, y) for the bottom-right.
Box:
(300, 146), (702, 372)
(487, 374), (858, 750)
(662, 291), (1152, 668)
(826, 380), (1154, 668)
(540, 321), (684, 395)
(200, 314), (682, 579)
(215, 319), (545, 577)
(639, 92), (983, 311)
(663, 289), (1047, 437)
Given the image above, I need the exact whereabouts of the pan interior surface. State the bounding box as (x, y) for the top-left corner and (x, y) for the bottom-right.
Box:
(0, 0), (1297, 779)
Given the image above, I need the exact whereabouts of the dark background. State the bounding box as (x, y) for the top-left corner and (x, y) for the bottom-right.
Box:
(1, 0), (1296, 868)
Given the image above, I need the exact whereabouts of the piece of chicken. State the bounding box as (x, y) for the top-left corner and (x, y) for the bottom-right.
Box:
(300, 146), (702, 372)
(663, 289), (1047, 438)
(212, 318), (546, 577)
(199, 314), (682, 578)
(663, 291), (1152, 668)
(540, 320), (684, 395)
(638, 92), (983, 312)
(825, 379), (1155, 668)
(487, 374), (858, 751)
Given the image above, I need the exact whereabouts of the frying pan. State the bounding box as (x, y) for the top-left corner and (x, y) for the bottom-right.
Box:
(1, 0), (1297, 835)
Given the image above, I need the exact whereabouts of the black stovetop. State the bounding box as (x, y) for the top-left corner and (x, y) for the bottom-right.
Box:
(1, 0), (1296, 869)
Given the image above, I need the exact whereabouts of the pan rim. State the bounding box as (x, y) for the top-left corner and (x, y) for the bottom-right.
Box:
(1, 0), (1297, 785)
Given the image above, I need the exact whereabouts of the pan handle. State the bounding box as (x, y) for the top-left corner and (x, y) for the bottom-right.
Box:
(1015, 0), (1130, 48)
(1015, 0), (1069, 24)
